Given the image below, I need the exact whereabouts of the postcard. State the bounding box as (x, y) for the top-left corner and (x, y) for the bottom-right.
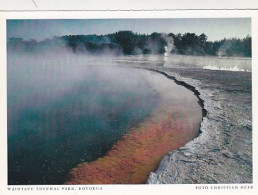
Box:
(0, 3), (257, 195)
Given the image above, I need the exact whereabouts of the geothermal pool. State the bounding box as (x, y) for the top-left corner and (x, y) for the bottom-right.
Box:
(8, 56), (202, 184)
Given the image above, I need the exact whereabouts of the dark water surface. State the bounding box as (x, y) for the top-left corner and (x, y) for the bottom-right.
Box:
(7, 54), (202, 185)
(8, 59), (162, 184)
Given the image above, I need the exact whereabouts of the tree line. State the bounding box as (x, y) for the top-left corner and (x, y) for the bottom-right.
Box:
(8, 31), (252, 57)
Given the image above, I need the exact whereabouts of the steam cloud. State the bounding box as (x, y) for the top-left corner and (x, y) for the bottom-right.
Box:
(162, 34), (174, 66)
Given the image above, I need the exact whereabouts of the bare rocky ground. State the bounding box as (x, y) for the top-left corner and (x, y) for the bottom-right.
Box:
(118, 61), (252, 184)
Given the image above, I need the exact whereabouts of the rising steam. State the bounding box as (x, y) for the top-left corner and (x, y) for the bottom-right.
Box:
(162, 34), (174, 66)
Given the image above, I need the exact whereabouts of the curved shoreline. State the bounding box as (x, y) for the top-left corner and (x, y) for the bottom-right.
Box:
(65, 67), (203, 184)
(142, 67), (207, 122)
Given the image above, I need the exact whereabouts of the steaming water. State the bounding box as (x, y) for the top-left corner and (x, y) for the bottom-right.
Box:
(8, 54), (202, 185)
(163, 36), (174, 66)
(115, 55), (251, 72)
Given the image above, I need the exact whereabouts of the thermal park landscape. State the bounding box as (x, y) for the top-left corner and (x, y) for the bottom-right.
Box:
(7, 23), (252, 184)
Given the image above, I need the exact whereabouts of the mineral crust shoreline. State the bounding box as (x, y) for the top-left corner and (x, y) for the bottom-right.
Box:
(141, 64), (252, 184)
(65, 59), (252, 184)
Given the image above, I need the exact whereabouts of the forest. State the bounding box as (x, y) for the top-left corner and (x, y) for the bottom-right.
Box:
(8, 31), (252, 57)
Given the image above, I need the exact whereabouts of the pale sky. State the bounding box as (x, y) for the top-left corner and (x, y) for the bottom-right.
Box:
(7, 18), (251, 42)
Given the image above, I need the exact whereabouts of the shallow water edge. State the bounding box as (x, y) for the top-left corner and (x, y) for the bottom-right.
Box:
(65, 66), (205, 184)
